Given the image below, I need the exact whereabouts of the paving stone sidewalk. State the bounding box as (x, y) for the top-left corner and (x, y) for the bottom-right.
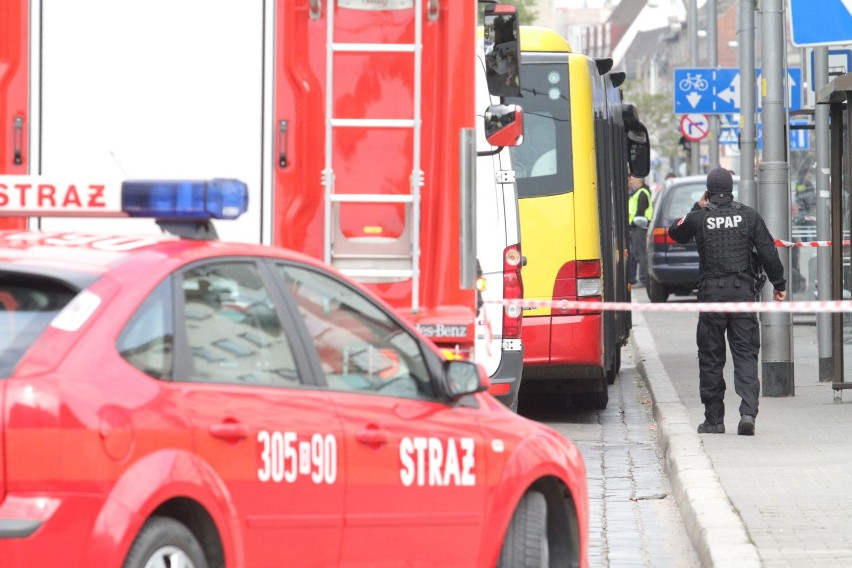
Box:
(631, 309), (852, 568)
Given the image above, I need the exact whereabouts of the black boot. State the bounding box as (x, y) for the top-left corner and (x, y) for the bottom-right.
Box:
(697, 421), (725, 434)
(738, 415), (755, 436)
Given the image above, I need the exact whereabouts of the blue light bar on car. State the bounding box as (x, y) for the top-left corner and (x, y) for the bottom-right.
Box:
(121, 179), (248, 220)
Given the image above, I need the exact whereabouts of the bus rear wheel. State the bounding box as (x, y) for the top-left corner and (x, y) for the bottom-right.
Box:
(606, 346), (621, 385)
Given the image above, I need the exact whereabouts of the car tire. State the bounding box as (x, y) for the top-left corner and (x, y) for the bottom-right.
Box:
(647, 277), (669, 303)
(123, 516), (208, 568)
(498, 491), (549, 568)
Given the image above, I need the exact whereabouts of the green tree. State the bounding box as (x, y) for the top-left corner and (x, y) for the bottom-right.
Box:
(514, 0), (538, 25)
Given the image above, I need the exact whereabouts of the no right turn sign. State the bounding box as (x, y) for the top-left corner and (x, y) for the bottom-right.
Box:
(679, 114), (709, 142)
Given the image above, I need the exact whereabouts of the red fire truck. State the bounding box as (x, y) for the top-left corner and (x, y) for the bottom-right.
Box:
(0, 0), (525, 402)
(0, 0), (27, 232)
(271, 1), (524, 365)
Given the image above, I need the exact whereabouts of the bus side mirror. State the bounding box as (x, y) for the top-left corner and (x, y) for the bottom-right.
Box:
(483, 103), (524, 147)
(627, 124), (651, 178)
(483, 3), (521, 99)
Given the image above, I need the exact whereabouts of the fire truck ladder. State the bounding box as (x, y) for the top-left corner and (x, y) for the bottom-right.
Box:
(323, 0), (425, 313)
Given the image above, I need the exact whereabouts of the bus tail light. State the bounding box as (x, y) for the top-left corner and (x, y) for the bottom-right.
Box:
(502, 244), (523, 339)
(553, 260), (602, 315)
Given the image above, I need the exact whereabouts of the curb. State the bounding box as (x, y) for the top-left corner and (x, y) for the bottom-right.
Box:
(629, 311), (761, 568)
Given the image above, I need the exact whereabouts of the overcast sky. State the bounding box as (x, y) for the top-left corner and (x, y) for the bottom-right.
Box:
(554, 0), (689, 31)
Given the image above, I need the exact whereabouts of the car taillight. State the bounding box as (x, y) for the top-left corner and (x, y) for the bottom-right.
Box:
(502, 244), (523, 339)
(553, 260), (601, 315)
(652, 227), (676, 245)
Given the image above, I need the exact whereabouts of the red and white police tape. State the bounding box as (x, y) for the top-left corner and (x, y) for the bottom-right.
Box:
(488, 298), (852, 314)
(775, 238), (850, 248)
(486, 238), (851, 314)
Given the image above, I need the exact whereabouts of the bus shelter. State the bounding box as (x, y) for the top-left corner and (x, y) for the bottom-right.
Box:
(817, 73), (852, 390)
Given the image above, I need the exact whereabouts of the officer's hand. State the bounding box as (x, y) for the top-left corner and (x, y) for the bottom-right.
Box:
(773, 289), (786, 302)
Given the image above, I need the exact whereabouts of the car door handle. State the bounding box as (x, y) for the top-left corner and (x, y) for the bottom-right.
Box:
(209, 423), (248, 441)
(355, 428), (388, 447)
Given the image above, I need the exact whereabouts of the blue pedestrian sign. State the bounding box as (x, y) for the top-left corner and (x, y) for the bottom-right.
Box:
(718, 120), (810, 150)
(789, 0), (852, 47)
(674, 68), (802, 115)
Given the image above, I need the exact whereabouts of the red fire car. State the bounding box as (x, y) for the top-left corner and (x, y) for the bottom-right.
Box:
(0, 179), (587, 568)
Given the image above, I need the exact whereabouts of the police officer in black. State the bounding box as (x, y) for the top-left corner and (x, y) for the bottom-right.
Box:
(668, 167), (786, 436)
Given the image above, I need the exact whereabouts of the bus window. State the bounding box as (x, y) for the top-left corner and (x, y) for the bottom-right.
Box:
(506, 59), (573, 198)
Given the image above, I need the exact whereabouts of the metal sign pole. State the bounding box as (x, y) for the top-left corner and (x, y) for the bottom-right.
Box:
(708, 0), (720, 167)
(689, 0), (701, 175)
(759, 0), (794, 397)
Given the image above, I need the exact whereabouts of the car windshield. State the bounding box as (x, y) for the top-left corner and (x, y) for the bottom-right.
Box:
(664, 182), (740, 224)
(0, 273), (81, 377)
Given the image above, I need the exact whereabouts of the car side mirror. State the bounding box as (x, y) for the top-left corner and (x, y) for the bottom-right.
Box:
(444, 359), (489, 398)
(632, 216), (649, 229)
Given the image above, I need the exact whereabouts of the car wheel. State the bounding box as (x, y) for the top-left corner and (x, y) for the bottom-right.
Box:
(123, 516), (208, 568)
(498, 491), (549, 568)
(647, 277), (669, 303)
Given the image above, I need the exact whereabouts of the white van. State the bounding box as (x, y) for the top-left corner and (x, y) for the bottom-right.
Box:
(474, 45), (525, 411)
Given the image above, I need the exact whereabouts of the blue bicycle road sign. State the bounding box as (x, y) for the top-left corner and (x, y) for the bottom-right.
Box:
(790, 0), (852, 47)
(674, 67), (802, 115)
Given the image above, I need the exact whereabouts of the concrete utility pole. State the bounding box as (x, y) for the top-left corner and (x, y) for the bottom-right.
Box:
(738, 0), (757, 207)
(708, 0), (719, 167)
(688, 0), (701, 174)
(759, 0), (793, 396)
(814, 47), (832, 381)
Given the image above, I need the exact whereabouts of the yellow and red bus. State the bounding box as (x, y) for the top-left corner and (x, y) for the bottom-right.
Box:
(506, 27), (650, 409)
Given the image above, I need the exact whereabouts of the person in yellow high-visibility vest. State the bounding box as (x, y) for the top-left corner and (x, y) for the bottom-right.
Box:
(628, 175), (653, 287)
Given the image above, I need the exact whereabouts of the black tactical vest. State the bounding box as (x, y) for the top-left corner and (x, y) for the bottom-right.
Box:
(700, 202), (752, 277)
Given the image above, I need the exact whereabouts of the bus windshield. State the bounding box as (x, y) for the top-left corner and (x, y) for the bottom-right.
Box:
(507, 58), (573, 198)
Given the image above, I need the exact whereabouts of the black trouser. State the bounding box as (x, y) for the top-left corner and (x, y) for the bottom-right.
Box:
(696, 276), (760, 424)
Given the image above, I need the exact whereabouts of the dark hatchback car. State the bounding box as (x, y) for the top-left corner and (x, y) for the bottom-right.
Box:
(645, 175), (739, 302)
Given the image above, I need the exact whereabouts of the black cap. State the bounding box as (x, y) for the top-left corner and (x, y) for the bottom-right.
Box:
(706, 167), (733, 195)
